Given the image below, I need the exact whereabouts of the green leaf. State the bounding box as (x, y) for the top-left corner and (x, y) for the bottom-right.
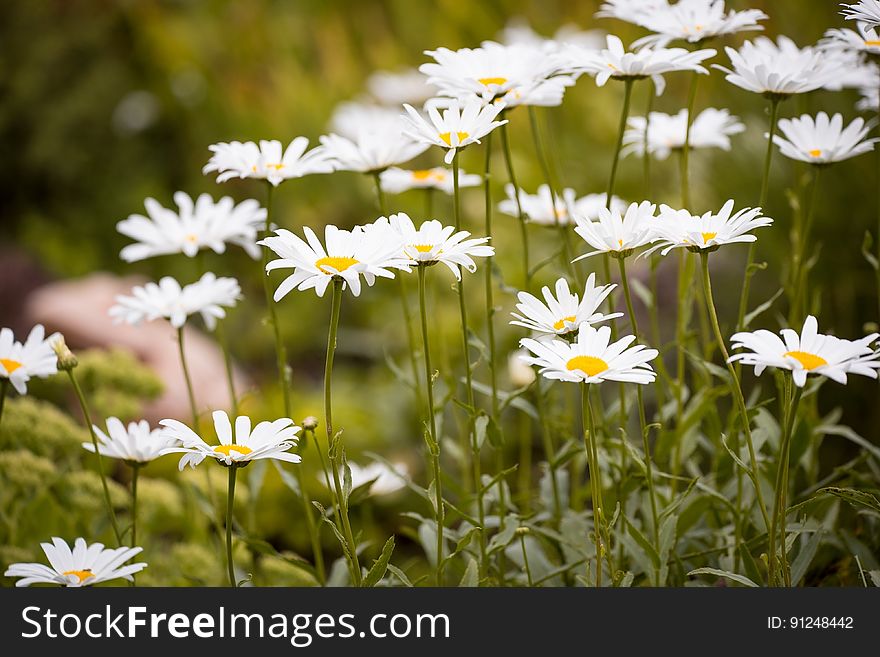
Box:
(862, 230), (879, 271)
(816, 487), (880, 515)
(487, 518), (518, 555)
(625, 516), (659, 568)
(273, 460), (301, 496)
(687, 567), (758, 587)
(474, 414), (490, 450)
(790, 530), (823, 586)
(363, 536), (395, 587)
(739, 544), (763, 587)
(816, 424), (880, 461)
(386, 564), (413, 587)
(459, 558), (479, 587)
(743, 287), (784, 329)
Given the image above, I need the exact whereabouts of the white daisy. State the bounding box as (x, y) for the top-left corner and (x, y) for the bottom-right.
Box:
(203, 138), (334, 186)
(108, 273), (241, 330)
(401, 100), (507, 164)
(821, 22), (880, 58)
(319, 103), (429, 173)
(822, 51), (879, 91)
(573, 200), (658, 260)
(648, 200), (772, 255)
(339, 460), (409, 496)
(562, 35), (715, 95)
(260, 222), (410, 299)
(841, 1), (880, 28)
(508, 348), (538, 386)
(4, 537), (146, 587)
(500, 18), (606, 53)
(728, 315), (880, 387)
(160, 410), (302, 470)
(83, 417), (178, 464)
(510, 274), (621, 337)
(498, 184), (626, 226)
(379, 166), (481, 195)
(520, 323), (658, 385)
(633, 0), (767, 49)
(715, 36), (843, 97)
(772, 112), (879, 164)
(622, 108), (744, 160)
(366, 68), (438, 106)
(0, 325), (60, 395)
(117, 192), (265, 262)
(388, 213), (493, 279)
(595, 0), (669, 24)
(858, 85), (879, 111)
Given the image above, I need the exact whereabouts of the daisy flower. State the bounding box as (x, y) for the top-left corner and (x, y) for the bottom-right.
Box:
(563, 35), (715, 95)
(715, 36), (843, 97)
(108, 272), (241, 330)
(841, 1), (880, 28)
(388, 213), (493, 279)
(319, 103), (429, 174)
(203, 138), (334, 186)
(573, 200), (658, 259)
(510, 274), (621, 337)
(83, 417), (178, 464)
(771, 112), (879, 164)
(633, 0), (767, 49)
(520, 323), (658, 385)
(622, 108), (744, 160)
(821, 52), (879, 91)
(117, 192), (265, 262)
(728, 315), (880, 387)
(0, 324), (60, 395)
(858, 85), (879, 111)
(508, 348), (537, 386)
(648, 200), (772, 255)
(401, 99), (507, 164)
(595, 0), (669, 24)
(367, 68), (438, 106)
(260, 222), (410, 299)
(500, 18), (605, 53)
(4, 537), (146, 587)
(821, 22), (880, 58)
(340, 460), (409, 496)
(160, 410), (302, 470)
(379, 166), (481, 195)
(498, 184), (626, 226)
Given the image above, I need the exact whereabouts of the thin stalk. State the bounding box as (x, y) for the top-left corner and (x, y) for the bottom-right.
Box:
(483, 133), (500, 427)
(680, 73), (700, 209)
(0, 379), (8, 428)
(324, 278), (362, 586)
(771, 383), (803, 587)
(581, 382), (605, 587)
(261, 182), (291, 415)
(606, 79), (634, 211)
(535, 381), (561, 519)
(876, 73), (880, 318)
(737, 97), (781, 333)
(499, 120), (531, 287)
(699, 252), (772, 577)
(215, 321), (239, 416)
(417, 265), (445, 585)
(642, 80), (654, 198)
(67, 370), (122, 546)
(520, 532), (534, 587)
(177, 327), (199, 428)
(226, 465), (237, 586)
(790, 166), (822, 323)
(131, 464), (140, 548)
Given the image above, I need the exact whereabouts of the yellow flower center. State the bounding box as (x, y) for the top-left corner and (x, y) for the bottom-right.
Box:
(438, 131), (469, 146)
(0, 358), (22, 374)
(412, 169), (435, 180)
(266, 163), (285, 170)
(784, 351), (827, 370)
(617, 238), (624, 247)
(808, 149), (822, 158)
(701, 232), (717, 244)
(865, 40), (880, 46)
(413, 244), (435, 253)
(63, 569), (94, 583)
(214, 444), (253, 456)
(315, 256), (359, 274)
(478, 77), (507, 86)
(184, 233), (198, 243)
(566, 355), (609, 377)
(553, 316), (578, 331)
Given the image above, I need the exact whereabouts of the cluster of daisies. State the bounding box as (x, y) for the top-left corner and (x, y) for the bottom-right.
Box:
(3, 0), (880, 587)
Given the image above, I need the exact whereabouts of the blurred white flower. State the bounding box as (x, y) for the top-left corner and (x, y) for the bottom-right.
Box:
(511, 274), (621, 337)
(508, 348), (537, 386)
(84, 418), (178, 464)
(203, 138), (334, 186)
(379, 166), (481, 195)
(821, 21), (880, 58)
(772, 112), (878, 164)
(401, 100), (507, 164)
(500, 18), (606, 52)
(0, 325), (60, 395)
(498, 184), (626, 226)
(633, 0), (767, 48)
(648, 200), (772, 255)
(387, 213), (493, 279)
(4, 537), (146, 587)
(366, 68), (438, 106)
(595, 0), (669, 24)
(341, 460), (409, 496)
(841, 1), (880, 29)
(573, 200), (658, 259)
(622, 108), (744, 159)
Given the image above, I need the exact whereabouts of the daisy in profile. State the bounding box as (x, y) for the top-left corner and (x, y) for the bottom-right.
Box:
(498, 184), (626, 226)
(117, 192), (266, 262)
(319, 103), (429, 174)
(84, 418), (178, 464)
(340, 460), (409, 496)
(821, 21), (880, 58)
(379, 166), (481, 195)
(841, 1), (880, 28)
(595, 0), (669, 24)
(4, 537), (146, 587)
(367, 68), (438, 106)
(520, 323), (658, 385)
(563, 35), (715, 95)
(203, 138), (334, 186)
(715, 36), (842, 97)
(401, 99), (507, 164)
(772, 112), (878, 164)
(648, 200), (772, 255)
(160, 410), (302, 470)
(622, 108), (744, 159)
(388, 213), (493, 278)
(0, 324), (60, 396)
(260, 222), (410, 299)
(500, 18), (605, 53)
(109, 273), (241, 330)
(729, 316), (880, 388)
(633, 0), (767, 48)
(510, 274), (621, 337)
(574, 200), (658, 259)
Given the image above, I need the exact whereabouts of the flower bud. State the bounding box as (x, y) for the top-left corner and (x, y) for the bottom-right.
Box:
(302, 415), (319, 432)
(52, 335), (78, 371)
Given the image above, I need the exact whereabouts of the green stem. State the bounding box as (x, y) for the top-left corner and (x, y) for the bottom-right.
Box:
(0, 379), (8, 429)
(67, 370), (122, 546)
(642, 80), (654, 198)
(790, 166), (822, 324)
(535, 381), (561, 519)
(606, 79), (634, 211)
(324, 278), (362, 586)
(771, 382), (803, 587)
(699, 252), (772, 579)
(680, 72), (700, 208)
(215, 321), (239, 417)
(520, 532), (533, 587)
(177, 327), (199, 429)
(418, 265), (445, 585)
(581, 382), (604, 587)
(499, 120), (531, 287)
(131, 464), (139, 548)
(226, 465), (237, 586)
(261, 182), (291, 416)
(483, 133), (500, 426)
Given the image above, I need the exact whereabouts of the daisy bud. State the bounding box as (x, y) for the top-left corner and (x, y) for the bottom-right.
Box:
(302, 416), (319, 432)
(52, 335), (78, 371)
